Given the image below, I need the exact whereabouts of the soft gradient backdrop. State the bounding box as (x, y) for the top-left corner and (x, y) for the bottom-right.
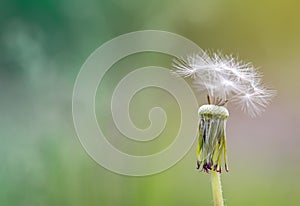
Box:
(1, 0), (300, 205)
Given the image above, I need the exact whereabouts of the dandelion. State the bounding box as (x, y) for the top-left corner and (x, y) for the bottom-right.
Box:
(173, 50), (275, 206)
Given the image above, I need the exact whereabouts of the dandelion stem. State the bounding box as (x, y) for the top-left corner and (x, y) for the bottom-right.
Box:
(210, 171), (224, 206)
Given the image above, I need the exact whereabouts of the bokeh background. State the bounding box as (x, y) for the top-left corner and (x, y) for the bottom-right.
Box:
(1, 0), (300, 205)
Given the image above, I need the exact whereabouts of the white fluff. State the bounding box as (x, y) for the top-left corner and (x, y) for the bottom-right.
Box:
(173, 51), (276, 117)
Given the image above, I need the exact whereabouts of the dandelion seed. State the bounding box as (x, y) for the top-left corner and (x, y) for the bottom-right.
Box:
(174, 50), (275, 117)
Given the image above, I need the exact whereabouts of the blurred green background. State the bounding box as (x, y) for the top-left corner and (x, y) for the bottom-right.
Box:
(1, 0), (300, 205)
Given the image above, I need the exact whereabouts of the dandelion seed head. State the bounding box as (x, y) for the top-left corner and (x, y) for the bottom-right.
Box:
(173, 50), (276, 117)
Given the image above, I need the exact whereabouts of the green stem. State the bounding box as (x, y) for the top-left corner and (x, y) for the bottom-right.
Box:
(210, 171), (224, 206)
